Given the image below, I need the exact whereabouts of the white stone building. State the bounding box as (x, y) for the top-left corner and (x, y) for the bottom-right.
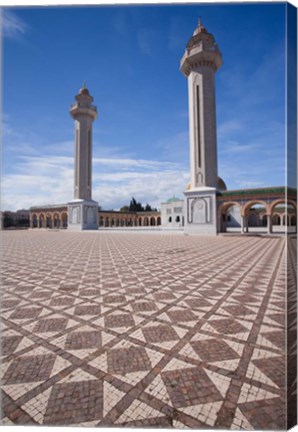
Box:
(161, 197), (184, 229)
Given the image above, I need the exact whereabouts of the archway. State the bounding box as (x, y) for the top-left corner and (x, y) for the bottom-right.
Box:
(46, 213), (52, 228)
(39, 214), (46, 228)
(144, 217), (149, 226)
(53, 212), (59, 228)
(243, 201), (268, 233)
(271, 201), (297, 233)
(150, 217), (156, 226)
(272, 214), (281, 226)
(218, 202), (241, 233)
(31, 213), (38, 228)
(61, 212), (68, 228)
(157, 216), (161, 226)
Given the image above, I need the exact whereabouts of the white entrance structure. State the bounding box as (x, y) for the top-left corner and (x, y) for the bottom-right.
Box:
(68, 83), (99, 230)
(180, 19), (222, 235)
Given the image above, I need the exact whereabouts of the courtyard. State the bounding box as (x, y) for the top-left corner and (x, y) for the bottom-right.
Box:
(0, 230), (291, 429)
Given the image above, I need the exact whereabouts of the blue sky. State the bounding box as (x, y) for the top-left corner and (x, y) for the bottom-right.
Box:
(2, 3), (288, 211)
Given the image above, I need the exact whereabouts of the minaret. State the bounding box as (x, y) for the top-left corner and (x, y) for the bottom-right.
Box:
(68, 83), (99, 230)
(70, 83), (97, 200)
(181, 19), (222, 235)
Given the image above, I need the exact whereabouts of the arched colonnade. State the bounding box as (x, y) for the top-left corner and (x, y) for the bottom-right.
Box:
(218, 198), (297, 234)
(30, 208), (161, 229)
(30, 210), (68, 229)
(99, 213), (161, 228)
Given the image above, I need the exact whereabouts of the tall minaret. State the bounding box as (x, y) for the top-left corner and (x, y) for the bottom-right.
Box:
(181, 20), (222, 235)
(70, 83), (97, 200)
(181, 19), (222, 189)
(68, 83), (99, 230)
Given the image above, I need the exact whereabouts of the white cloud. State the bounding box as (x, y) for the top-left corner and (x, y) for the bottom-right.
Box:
(93, 157), (180, 171)
(1, 153), (188, 212)
(2, 9), (28, 40)
(93, 169), (188, 211)
(219, 140), (258, 154)
(217, 120), (244, 139)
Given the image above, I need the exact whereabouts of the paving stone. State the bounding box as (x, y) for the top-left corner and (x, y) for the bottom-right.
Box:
(74, 305), (101, 316)
(142, 325), (179, 343)
(10, 307), (43, 320)
(1, 335), (23, 356)
(34, 318), (68, 333)
(65, 331), (102, 350)
(44, 380), (103, 424)
(107, 346), (151, 375)
(161, 367), (223, 407)
(3, 354), (56, 384)
(0, 231), (290, 429)
(208, 318), (248, 335)
(191, 338), (239, 362)
(105, 314), (135, 328)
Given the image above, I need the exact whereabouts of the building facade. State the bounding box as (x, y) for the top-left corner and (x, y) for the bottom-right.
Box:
(161, 197), (185, 228)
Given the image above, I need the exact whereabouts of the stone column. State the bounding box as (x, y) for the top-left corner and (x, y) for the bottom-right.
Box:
(267, 214), (272, 234)
(241, 215), (249, 234)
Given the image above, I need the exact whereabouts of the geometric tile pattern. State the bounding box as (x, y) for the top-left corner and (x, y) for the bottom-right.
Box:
(3, 354), (56, 384)
(44, 380), (103, 425)
(0, 230), (292, 429)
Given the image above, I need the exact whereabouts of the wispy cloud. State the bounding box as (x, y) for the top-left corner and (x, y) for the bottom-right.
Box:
(1, 153), (187, 212)
(2, 9), (28, 40)
(137, 28), (159, 57)
(93, 157), (180, 171)
(217, 120), (244, 139)
(94, 169), (188, 211)
(219, 140), (258, 154)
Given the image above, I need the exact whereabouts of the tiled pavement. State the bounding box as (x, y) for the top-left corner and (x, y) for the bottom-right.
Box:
(0, 230), (293, 428)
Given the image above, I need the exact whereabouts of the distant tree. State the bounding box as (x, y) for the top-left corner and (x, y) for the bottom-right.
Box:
(120, 205), (130, 212)
(144, 203), (157, 212)
(129, 197), (143, 212)
(120, 197), (157, 213)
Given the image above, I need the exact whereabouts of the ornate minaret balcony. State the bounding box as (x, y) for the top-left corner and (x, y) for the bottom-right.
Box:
(180, 19), (222, 77)
(70, 83), (97, 120)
